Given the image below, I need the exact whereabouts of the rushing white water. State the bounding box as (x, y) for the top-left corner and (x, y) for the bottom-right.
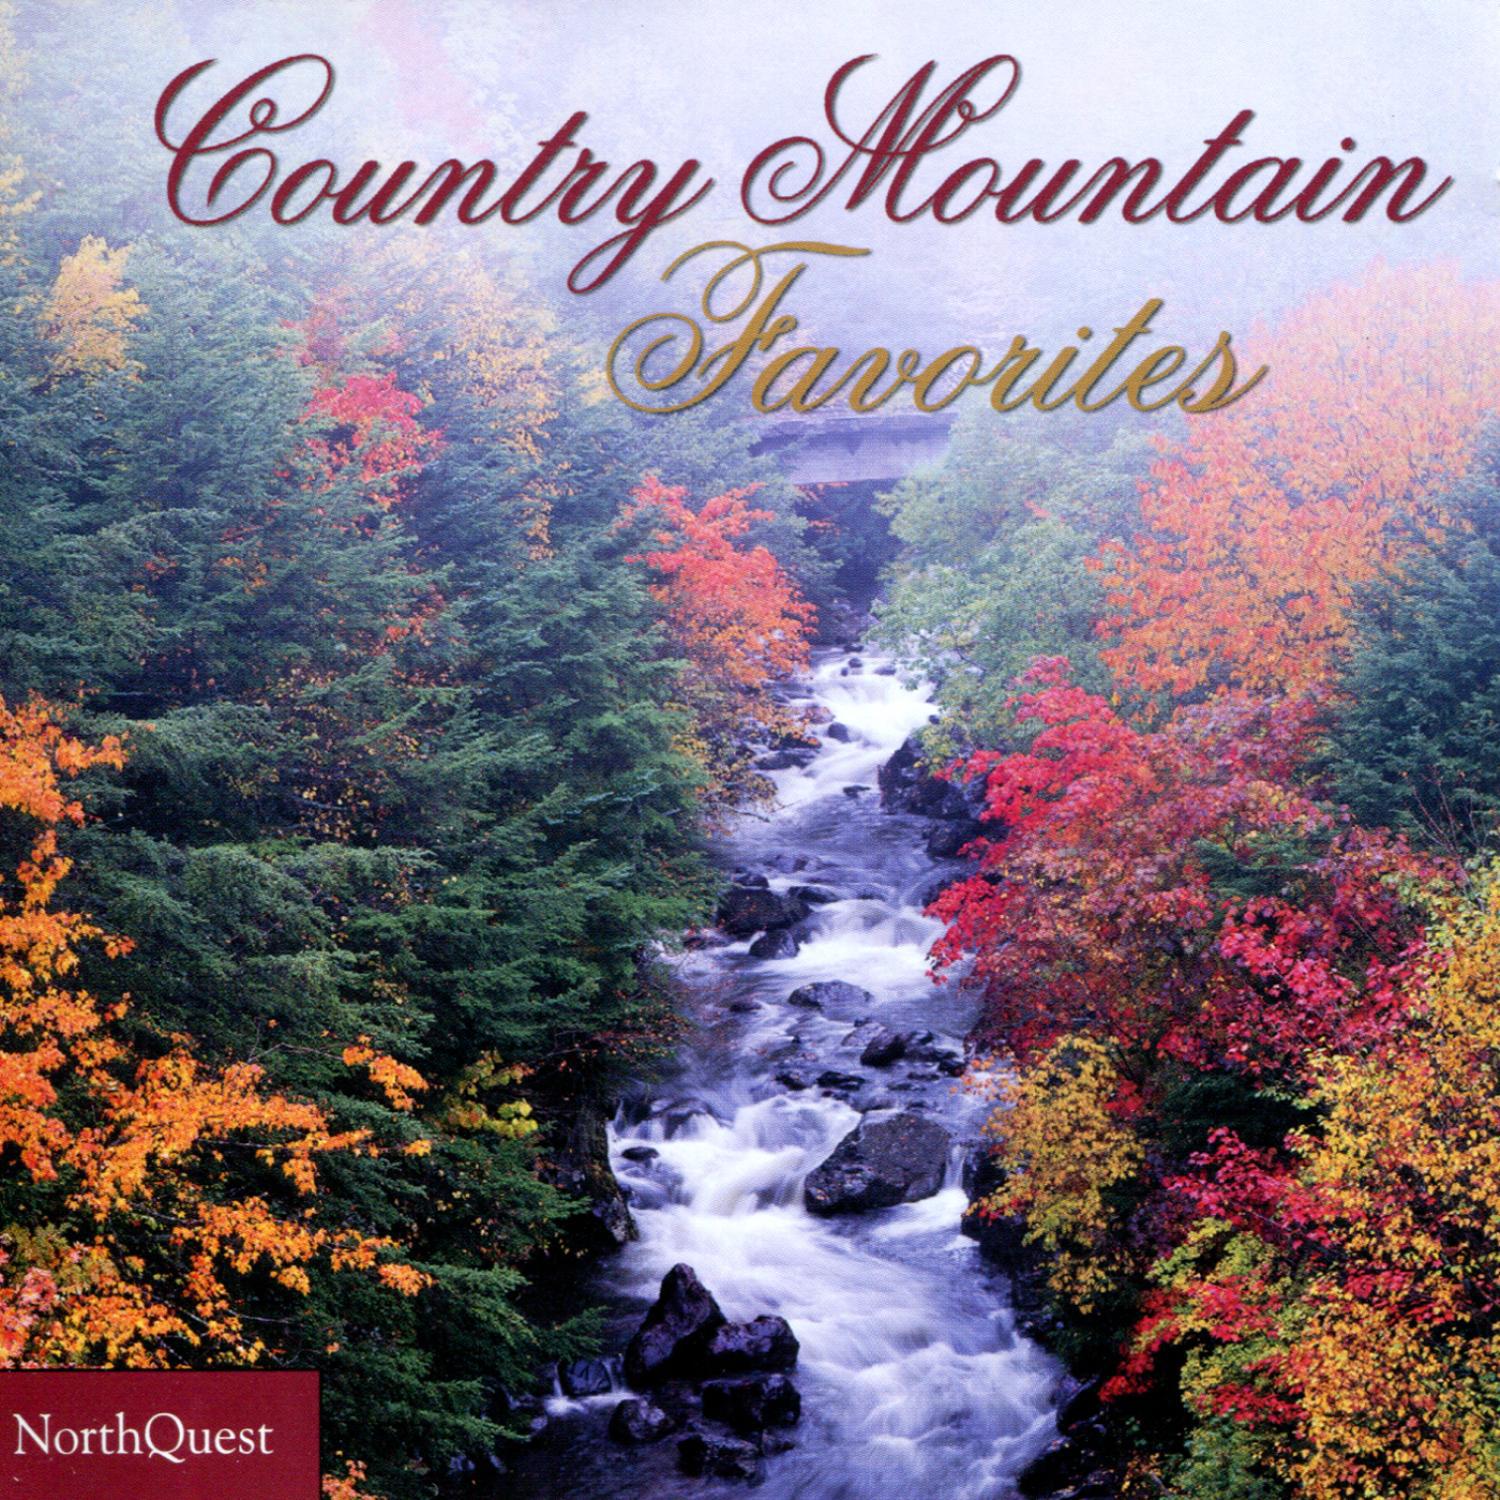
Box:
(553, 649), (1061, 1498)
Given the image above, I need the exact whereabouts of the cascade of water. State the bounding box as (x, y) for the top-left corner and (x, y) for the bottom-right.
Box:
(552, 648), (1061, 1499)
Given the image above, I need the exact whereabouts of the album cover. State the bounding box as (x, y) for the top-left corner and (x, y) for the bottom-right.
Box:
(1, 3), (1497, 1498)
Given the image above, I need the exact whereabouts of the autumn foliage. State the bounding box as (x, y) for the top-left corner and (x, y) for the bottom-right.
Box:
(621, 476), (815, 809)
(1098, 263), (1500, 697)
(934, 263), (1500, 1495)
(0, 696), (424, 1368)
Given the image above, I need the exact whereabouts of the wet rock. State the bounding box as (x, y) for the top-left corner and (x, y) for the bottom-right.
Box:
(775, 1069), (813, 1091)
(676, 1429), (763, 1482)
(961, 1142), (1005, 1200)
(728, 998), (760, 1014)
(755, 748), (817, 771)
(620, 1145), (659, 1164)
(557, 1356), (613, 1397)
(623, 1264), (726, 1387)
(824, 722), (853, 742)
(905, 1066), (941, 1083)
(878, 733), (973, 819)
(608, 1398), (676, 1445)
(787, 980), (872, 1010)
(816, 1069), (866, 1094)
(875, 664), (897, 676)
(804, 1112), (952, 1214)
(749, 927), (801, 960)
(717, 885), (809, 938)
(701, 1374), (802, 1434)
(907, 1035), (964, 1068)
(925, 819), (983, 859)
(733, 870), (769, 888)
(701, 1315), (799, 1375)
(847, 656), (863, 668)
(789, 884), (840, 905)
(859, 1027), (909, 1067)
(842, 784), (870, 798)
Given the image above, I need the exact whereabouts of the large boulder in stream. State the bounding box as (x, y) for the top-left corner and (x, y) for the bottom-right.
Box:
(749, 927), (801, 960)
(804, 1112), (952, 1215)
(701, 1314), (799, 1375)
(676, 1429), (763, 1482)
(623, 1264), (726, 1386)
(786, 980), (872, 1010)
(608, 1398), (677, 1445)
(701, 1373), (801, 1433)
(878, 733), (973, 819)
(717, 883), (809, 937)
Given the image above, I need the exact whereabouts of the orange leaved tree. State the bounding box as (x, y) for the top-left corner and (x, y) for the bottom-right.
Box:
(0, 695), (423, 1369)
(620, 476), (815, 812)
(1098, 262), (1500, 698)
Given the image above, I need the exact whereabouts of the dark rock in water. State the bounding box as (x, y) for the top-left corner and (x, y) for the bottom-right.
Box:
(804, 1112), (952, 1214)
(842, 784), (870, 798)
(728, 998), (761, 1014)
(925, 819), (983, 859)
(787, 980), (872, 1010)
(557, 1356), (613, 1397)
(701, 1374), (802, 1433)
(717, 885), (809, 937)
(624, 1264), (726, 1387)
(608, 1398), (676, 1445)
(875, 664), (897, 676)
(825, 722), (853, 742)
(817, 1070), (866, 1093)
(733, 870), (770, 889)
(858, 1027), (909, 1067)
(749, 927), (800, 959)
(677, 1429), (763, 1482)
(755, 748), (817, 771)
(847, 656), (864, 668)
(789, 884), (840, 905)
(620, 1145), (659, 1164)
(775, 1069), (813, 1091)
(960, 1198), (1029, 1267)
(961, 1142), (1005, 1201)
(878, 733), (973, 819)
(702, 1315), (799, 1375)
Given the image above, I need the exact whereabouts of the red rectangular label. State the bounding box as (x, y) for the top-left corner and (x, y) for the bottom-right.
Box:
(0, 1371), (320, 1500)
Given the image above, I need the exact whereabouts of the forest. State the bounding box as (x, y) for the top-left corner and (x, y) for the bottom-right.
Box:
(5, 4), (1500, 1498)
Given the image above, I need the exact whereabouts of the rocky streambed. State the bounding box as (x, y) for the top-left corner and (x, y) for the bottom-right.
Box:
(511, 648), (1089, 1498)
